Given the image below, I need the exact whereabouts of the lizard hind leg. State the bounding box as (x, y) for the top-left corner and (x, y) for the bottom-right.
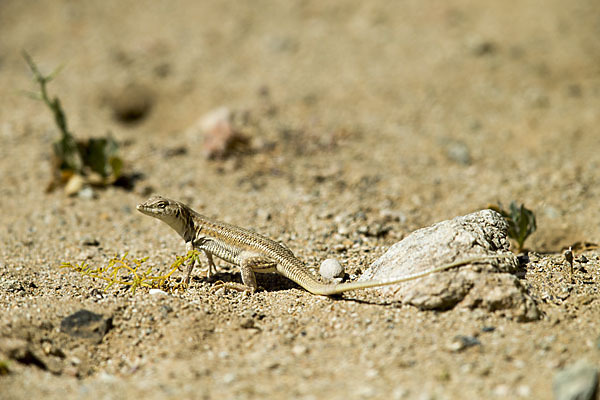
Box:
(211, 264), (258, 294)
(211, 251), (276, 294)
(203, 250), (218, 278)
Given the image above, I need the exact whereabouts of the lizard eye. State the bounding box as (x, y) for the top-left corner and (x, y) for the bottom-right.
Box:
(156, 201), (168, 209)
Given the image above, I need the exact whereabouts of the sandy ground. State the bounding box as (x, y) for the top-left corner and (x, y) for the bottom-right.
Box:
(1, 1), (600, 399)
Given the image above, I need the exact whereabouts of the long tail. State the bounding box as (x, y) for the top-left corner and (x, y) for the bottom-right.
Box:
(307, 254), (513, 296)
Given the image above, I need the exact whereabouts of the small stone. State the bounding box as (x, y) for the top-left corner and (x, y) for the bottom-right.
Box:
(517, 385), (531, 397)
(222, 372), (236, 384)
(4, 279), (25, 293)
(239, 318), (255, 329)
(196, 107), (250, 159)
(392, 386), (409, 400)
(365, 368), (379, 378)
(332, 243), (348, 253)
(149, 289), (168, 296)
(445, 335), (481, 352)
(319, 259), (344, 280)
(493, 384), (510, 397)
(256, 208), (271, 222)
(357, 385), (376, 398)
(160, 305), (173, 318)
(379, 209), (406, 224)
(553, 361), (598, 400)
(78, 186), (95, 200)
(64, 174), (85, 196)
(337, 225), (350, 236)
(292, 344), (308, 356)
(81, 237), (100, 246)
(41, 342), (65, 358)
(162, 146), (187, 158)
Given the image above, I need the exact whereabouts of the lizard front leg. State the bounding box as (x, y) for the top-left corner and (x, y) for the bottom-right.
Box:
(184, 239), (220, 284)
(184, 241), (197, 285)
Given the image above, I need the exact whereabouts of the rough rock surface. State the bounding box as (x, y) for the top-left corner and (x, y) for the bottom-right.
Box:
(553, 361), (599, 400)
(360, 209), (539, 321)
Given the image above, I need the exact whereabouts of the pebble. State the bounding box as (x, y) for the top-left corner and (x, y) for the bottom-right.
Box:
(553, 361), (598, 400)
(493, 384), (510, 397)
(291, 344), (308, 356)
(239, 318), (255, 329)
(379, 209), (406, 224)
(516, 385), (531, 397)
(78, 186), (95, 200)
(319, 258), (344, 279)
(445, 335), (481, 352)
(221, 372), (236, 384)
(81, 237), (100, 246)
(197, 107), (250, 159)
(149, 289), (168, 296)
(337, 225), (350, 236)
(64, 174), (85, 196)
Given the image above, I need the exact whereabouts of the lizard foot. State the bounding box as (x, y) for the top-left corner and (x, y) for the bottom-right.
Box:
(211, 281), (256, 294)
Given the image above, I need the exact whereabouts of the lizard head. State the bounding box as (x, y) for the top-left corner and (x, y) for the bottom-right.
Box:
(136, 195), (190, 232)
(137, 195), (198, 241)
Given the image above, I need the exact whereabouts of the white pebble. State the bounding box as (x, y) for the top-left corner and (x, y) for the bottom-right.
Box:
(149, 289), (168, 296)
(292, 344), (308, 356)
(319, 258), (344, 279)
(78, 186), (95, 200)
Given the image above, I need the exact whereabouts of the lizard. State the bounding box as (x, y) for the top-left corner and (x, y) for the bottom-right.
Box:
(137, 195), (510, 296)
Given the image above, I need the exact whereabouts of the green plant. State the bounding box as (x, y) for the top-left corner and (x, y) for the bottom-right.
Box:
(22, 52), (123, 191)
(60, 251), (202, 293)
(490, 201), (537, 252)
(0, 360), (10, 376)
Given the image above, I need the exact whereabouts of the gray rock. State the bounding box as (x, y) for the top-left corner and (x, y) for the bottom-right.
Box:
(60, 309), (113, 344)
(553, 361), (598, 400)
(359, 210), (539, 320)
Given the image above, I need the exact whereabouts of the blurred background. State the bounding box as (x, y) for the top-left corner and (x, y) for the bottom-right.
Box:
(1, 0), (599, 250)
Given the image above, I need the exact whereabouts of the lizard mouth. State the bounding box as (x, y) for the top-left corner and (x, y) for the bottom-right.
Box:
(136, 203), (151, 214)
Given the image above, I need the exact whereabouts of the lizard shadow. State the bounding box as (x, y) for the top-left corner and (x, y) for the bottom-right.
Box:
(195, 271), (303, 292)
(196, 270), (410, 306)
(198, 272), (400, 306)
(332, 294), (397, 307)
